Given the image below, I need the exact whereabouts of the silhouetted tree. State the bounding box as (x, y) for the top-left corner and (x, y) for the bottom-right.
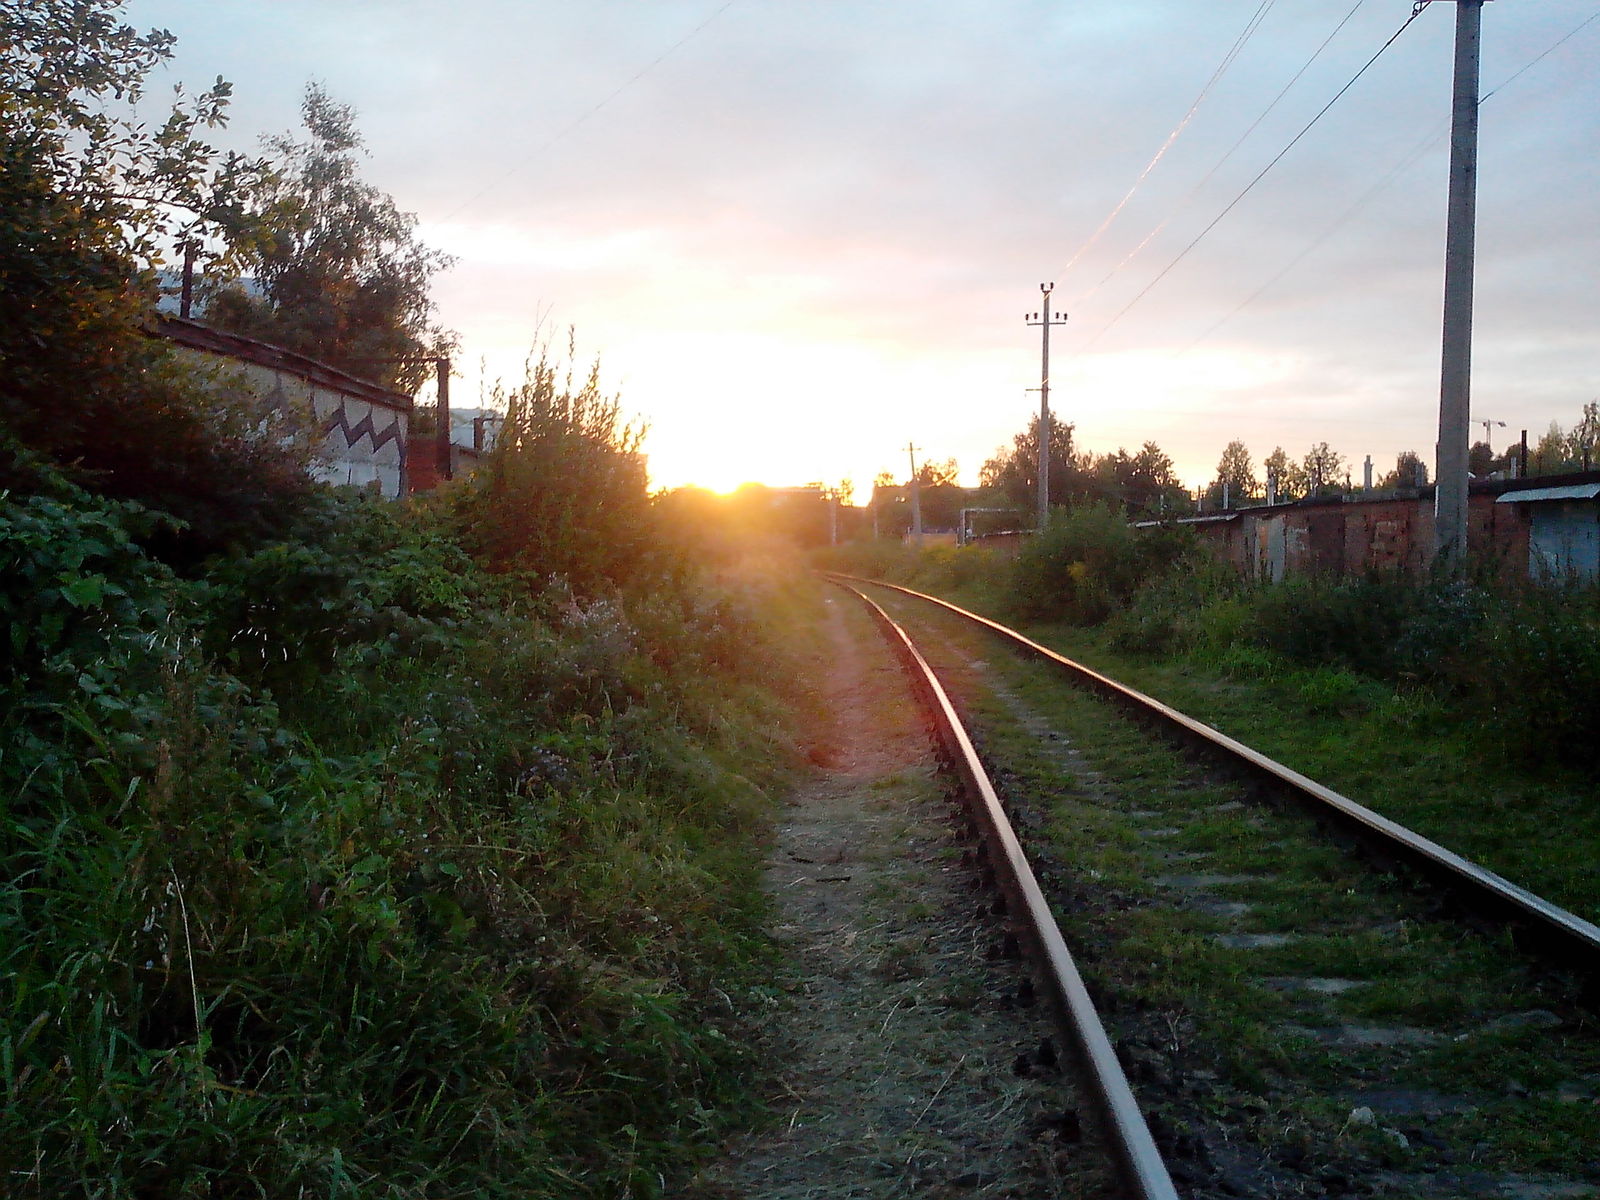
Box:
(1210, 440), (1257, 507)
(1263, 446), (1303, 501)
(0, 0), (309, 544)
(1378, 450), (1429, 490)
(1094, 441), (1184, 514)
(980, 413), (1083, 519)
(206, 84), (454, 391)
(1302, 442), (1346, 497)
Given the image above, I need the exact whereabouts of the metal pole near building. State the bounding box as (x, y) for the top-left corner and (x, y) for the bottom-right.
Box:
(1434, 0), (1486, 562)
(1025, 285), (1068, 532)
(434, 357), (453, 482)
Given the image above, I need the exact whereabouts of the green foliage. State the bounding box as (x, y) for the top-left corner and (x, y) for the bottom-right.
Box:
(1206, 439), (1258, 508)
(1291, 667), (1371, 716)
(451, 344), (652, 593)
(1012, 502), (1194, 624)
(203, 84), (455, 391)
(0, 0), (268, 264)
(1377, 450), (1429, 490)
(2, 482), (801, 1195)
(979, 411), (1083, 518)
(1103, 551), (1244, 657)
(1250, 573), (1415, 677)
(1075, 540), (1600, 772)
(0, 4), (310, 548)
(1263, 446), (1301, 501)
(1091, 440), (1188, 515)
(1529, 401), (1600, 476)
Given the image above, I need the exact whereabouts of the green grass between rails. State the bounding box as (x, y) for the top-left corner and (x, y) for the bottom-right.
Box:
(817, 537), (1600, 926)
(891, 601), (1600, 1188)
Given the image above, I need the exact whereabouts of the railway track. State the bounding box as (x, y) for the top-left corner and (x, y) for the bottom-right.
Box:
(830, 573), (1600, 1200)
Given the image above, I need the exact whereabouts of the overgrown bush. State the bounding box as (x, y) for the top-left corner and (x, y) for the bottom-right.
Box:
(1012, 503), (1194, 624)
(1, 482), (802, 1196)
(450, 343), (653, 594)
(1104, 551), (1244, 657)
(1249, 572), (1417, 677)
(1473, 584), (1600, 767)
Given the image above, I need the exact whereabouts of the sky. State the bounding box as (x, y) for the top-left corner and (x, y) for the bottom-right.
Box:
(124, 0), (1600, 497)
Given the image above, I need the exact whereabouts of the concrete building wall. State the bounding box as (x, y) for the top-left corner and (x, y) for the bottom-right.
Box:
(155, 316), (412, 499)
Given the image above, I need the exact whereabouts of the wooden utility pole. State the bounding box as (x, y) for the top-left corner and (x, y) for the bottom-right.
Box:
(1025, 285), (1068, 531)
(1434, 0), (1487, 561)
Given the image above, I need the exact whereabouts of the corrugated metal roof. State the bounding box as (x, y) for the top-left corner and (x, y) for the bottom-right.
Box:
(1495, 483), (1600, 504)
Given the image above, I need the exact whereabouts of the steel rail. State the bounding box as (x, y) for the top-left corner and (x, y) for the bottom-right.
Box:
(831, 573), (1600, 978)
(833, 579), (1182, 1200)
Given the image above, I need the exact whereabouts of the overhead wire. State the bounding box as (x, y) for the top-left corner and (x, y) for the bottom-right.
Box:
(1071, 0), (1367, 309)
(437, 0), (741, 224)
(1072, 1), (1436, 356)
(1053, 0), (1278, 280)
(1179, 6), (1600, 354)
(1481, 8), (1600, 102)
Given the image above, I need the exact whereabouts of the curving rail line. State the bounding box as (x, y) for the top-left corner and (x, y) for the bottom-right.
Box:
(832, 573), (1600, 984)
(832, 579), (1182, 1200)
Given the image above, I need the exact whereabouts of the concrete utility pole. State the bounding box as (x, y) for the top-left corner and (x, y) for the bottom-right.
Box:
(906, 442), (924, 547)
(1433, 0), (1488, 562)
(1025, 284), (1068, 532)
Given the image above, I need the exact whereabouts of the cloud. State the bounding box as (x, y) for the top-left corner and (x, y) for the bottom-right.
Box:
(128, 0), (1600, 493)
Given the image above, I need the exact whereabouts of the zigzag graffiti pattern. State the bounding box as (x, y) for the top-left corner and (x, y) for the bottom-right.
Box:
(322, 402), (406, 455)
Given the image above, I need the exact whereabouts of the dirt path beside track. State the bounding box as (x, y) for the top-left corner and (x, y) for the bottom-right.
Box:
(690, 592), (1108, 1200)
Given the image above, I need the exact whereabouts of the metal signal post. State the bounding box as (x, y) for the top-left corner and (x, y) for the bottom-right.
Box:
(1026, 285), (1068, 532)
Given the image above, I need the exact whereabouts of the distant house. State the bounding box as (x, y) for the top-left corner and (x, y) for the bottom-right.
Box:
(154, 315), (412, 498)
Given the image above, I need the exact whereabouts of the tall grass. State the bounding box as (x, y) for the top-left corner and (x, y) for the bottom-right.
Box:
(820, 508), (1600, 774)
(2, 477), (805, 1196)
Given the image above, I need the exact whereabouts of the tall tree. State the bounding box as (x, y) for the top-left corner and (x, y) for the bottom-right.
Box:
(1531, 422), (1570, 475)
(980, 413), (1081, 519)
(0, 0), (307, 540)
(1262, 446), (1304, 502)
(1567, 400), (1600, 469)
(1095, 441), (1184, 514)
(1301, 442), (1346, 497)
(1213, 440), (1257, 504)
(1468, 440), (1496, 477)
(206, 84), (455, 391)
(915, 457), (960, 488)
(1378, 450), (1429, 489)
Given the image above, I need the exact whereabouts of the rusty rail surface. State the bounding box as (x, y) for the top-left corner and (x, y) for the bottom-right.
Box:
(833, 579), (1182, 1200)
(831, 574), (1600, 980)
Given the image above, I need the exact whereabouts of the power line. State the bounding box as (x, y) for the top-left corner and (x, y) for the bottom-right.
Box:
(1054, 0), (1278, 281)
(1072, 0), (1367, 309)
(1178, 119), (1446, 353)
(438, 0), (741, 223)
(1179, 9), (1600, 353)
(1481, 9), (1600, 102)
(1075, 1), (1435, 356)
